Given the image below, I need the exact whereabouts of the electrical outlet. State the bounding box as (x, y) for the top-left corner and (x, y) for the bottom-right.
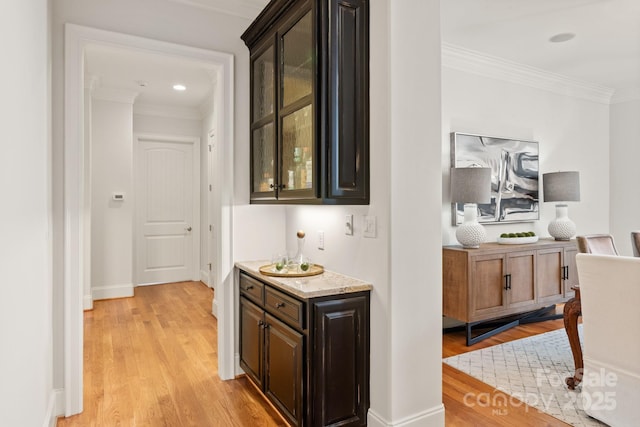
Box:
(318, 231), (325, 250)
(345, 214), (354, 236)
(364, 215), (377, 238)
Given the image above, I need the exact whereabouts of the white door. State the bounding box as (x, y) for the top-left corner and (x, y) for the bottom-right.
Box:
(135, 135), (199, 285)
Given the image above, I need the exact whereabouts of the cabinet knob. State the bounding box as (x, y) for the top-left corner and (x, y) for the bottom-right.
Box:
(276, 302), (285, 308)
(269, 183), (275, 189)
(245, 285), (254, 290)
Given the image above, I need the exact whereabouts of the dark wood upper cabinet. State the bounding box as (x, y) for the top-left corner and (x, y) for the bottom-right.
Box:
(242, 0), (369, 204)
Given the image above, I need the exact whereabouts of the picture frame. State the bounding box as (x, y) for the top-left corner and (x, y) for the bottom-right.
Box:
(451, 132), (539, 225)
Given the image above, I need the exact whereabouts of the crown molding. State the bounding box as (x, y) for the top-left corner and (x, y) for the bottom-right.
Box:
(133, 102), (202, 120)
(92, 87), (139, 104)
(610, 88), (640, 104)
(166, 0), (265, 19)
(442, 42), (615, 105)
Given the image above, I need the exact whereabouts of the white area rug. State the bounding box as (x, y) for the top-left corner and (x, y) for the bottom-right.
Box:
(444, 326), (605, 426)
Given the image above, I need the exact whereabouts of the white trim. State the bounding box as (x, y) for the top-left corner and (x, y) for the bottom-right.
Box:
(611, 88), (640, 104)
(133, 102), (202, 120)
(166, 0), (264, 19)
(442, 42), (615, 104)
(64, 23), (235, 416)
(91, 87), (139, 104)
(234, 352), (243, 376)
(43, 389), (65, 427)
(83, 294), (93, 311)
(200, 268), (210, 286)
(367, 405), (445, 427)
(91, 283), (134, 301)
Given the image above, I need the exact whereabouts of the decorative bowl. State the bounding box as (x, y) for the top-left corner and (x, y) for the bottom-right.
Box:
(497, 236), (539, 245)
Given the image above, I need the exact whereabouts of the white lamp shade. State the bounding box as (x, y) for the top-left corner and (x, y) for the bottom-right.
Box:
(450, 167), (492, 204)
(543, 171), (580, 202)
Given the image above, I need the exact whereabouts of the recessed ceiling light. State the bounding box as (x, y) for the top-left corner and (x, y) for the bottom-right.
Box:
(549, 33), (576, 43)
(173, 84), (186, 91)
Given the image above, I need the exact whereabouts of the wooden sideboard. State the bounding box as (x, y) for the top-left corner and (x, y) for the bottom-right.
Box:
(443, 239), (578, 344)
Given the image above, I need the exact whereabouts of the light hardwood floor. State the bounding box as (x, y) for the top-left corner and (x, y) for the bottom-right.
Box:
(56, 281), (285, 427)
(57, 281), (572, 426)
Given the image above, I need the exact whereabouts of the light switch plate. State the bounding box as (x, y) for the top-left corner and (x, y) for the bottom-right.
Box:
(318, 231), (325, 250)
(345, 214), (354, 235)
(364, 215), (377, 238)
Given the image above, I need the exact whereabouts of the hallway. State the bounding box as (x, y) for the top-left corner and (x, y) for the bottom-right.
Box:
(57, 282), (286, 426)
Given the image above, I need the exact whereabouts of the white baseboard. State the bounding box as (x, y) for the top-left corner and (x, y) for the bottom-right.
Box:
(368, 404), (445, 427)
(92, 283), (134, 301)
(211, 296), (218, 318)
(200, 269), (210, 286)
(235, 352), (244, 377)
(83, 293), (93, 310)
(44, 388), (65, 427)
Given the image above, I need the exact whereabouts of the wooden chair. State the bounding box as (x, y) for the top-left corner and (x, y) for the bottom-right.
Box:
(576, 234), (619, 255)
(632, 231), (640, 257)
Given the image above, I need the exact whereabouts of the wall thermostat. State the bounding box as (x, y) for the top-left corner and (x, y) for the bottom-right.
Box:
(112, 193), (125, 201)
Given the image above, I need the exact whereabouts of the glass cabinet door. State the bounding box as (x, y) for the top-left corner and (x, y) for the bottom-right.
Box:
(279, 10), (314, 196)
(253, 46), (275, 121)
(251, 45), (276, 197)
(281, 11), (313, 108)
(252, 123), (275, 192)
(281, 105), (313, 191)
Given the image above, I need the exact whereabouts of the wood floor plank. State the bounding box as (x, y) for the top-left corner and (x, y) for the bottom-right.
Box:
(57, 281), (285, 427)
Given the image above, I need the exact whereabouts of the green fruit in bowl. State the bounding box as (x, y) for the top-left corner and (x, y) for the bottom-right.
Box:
(500, 233), (508, 238)
(300, 262), (310, 272)
(508, 233), (517, 238)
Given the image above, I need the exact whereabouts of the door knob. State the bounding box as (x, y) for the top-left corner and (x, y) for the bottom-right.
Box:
(186, 226), (192, 232)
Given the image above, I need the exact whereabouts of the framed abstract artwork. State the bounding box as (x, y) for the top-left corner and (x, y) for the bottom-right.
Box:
(451, 132), (539, 225)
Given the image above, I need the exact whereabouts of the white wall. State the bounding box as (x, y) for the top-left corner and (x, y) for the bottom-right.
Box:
(91, 95), (135, 299)
(610, 99), (640, 255)
(0, 1), (56, 426)
(133, 112), (202, 137)
(441, 67), (611, 245)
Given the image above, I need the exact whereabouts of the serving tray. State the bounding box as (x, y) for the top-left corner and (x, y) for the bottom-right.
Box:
(259, 263), (324, 277)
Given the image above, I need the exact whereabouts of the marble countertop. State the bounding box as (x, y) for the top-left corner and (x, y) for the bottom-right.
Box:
(235, 260), (373, 299)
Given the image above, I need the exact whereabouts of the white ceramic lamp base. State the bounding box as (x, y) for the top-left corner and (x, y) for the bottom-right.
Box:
(548, 204), (576, 241)
(456, 203), (486, 249)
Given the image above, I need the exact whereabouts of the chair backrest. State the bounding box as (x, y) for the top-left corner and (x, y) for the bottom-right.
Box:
(576, 234), (619, 255)
(632, 231), (640, 257)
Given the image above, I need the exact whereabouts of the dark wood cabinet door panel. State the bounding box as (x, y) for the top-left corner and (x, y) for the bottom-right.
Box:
(312, 296), (369, 426)
(326, 0), (369, 202)
(265, 313), (304, 426)
(239, 297), (264, 388)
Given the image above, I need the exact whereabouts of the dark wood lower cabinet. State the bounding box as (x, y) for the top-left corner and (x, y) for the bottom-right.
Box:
(239, 271), (370, 426)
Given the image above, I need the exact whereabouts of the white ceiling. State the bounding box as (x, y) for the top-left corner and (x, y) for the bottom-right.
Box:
(84, 44), (217, 111)
(442, 0), (640, 100)
(84, 0), (640, 113)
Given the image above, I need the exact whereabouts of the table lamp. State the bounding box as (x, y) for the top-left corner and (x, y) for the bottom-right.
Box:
(543, 171), (580, 240)
(451, 167), (492, 248)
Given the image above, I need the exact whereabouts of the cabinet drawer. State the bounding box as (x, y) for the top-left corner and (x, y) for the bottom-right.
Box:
(240, 273), (265, 306)
(265, 287), (304, 329)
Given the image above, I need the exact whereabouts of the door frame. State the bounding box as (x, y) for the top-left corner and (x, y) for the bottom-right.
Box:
(64, 24), (235, 416)
(133, 133), (201, 286)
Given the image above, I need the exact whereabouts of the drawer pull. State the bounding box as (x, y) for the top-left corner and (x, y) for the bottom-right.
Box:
(276, 302), (285, 308)
(245, 285), (254, 290)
